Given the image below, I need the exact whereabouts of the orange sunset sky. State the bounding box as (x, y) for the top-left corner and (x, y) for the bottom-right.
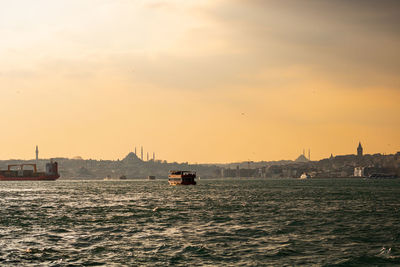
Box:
(1, 0), (399, 163)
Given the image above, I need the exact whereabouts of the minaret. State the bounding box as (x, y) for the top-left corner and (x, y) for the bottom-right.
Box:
(308, 149), (310, 161)
(147, 152), (149, 161)
(153, 152), (155, 161)
(141, 146), (143, 161)
(134, 147), (137, 156)
(35, 145), (39, 164)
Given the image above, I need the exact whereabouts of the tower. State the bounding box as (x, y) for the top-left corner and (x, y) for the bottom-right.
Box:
(141, 146), (143, 161)
(308, 149), (310, 161)
(134, 147), (137, 156)
(357, 142), (363, 157)
(35, 145), (39, 163)
(153, 152), (155, 161)
(147, 152), (149, 161)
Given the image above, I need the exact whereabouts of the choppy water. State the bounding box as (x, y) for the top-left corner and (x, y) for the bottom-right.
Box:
(1, 178), (400, 266)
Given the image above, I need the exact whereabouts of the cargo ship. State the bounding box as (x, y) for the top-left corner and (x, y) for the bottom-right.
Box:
(168, 170), (196, 185)
(0, 161), (59, 181)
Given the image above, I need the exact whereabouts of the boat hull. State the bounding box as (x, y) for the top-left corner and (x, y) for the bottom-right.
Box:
(168, 180), (196, 186)
(0, 175), (59, 181)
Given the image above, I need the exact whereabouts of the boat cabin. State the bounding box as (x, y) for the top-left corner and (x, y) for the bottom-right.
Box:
(168, 170), (196, 185)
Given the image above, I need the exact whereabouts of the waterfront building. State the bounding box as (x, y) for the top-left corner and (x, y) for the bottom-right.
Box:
(354, 167), (364, 177)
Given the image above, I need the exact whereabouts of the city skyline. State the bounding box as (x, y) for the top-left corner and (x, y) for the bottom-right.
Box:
(1, 0), (399, 163)
(2, 141), (395, 164)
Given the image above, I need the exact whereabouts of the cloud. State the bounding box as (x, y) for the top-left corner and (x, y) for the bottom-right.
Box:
(1, 0), (399, 93)
(189, 0), (400, 90)
(99, 0), (400, 92)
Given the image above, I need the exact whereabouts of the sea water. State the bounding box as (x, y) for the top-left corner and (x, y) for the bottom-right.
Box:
(1, 178), (400, 266)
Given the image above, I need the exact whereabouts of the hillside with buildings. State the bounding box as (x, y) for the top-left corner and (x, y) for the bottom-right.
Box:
(219, 143), (400, 178)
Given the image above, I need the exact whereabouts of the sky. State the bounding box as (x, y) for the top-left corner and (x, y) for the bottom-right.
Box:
(0, 0), (399, 163)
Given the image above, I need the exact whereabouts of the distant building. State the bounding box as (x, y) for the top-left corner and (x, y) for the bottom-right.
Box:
(357, 142), (363, 157)
(295, 149), (310, 162)
(295, 154), (309, 163)
(354, 167), (364, 177)
(122, 152), (141, 162)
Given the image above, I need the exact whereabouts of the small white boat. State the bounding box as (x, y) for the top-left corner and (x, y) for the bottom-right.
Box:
(299, 173), (310, 179)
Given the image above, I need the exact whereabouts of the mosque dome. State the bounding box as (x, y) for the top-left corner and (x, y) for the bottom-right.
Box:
(295, 154), (309, 162)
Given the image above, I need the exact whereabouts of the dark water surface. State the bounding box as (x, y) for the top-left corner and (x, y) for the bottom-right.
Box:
(1, 178), (400, 266)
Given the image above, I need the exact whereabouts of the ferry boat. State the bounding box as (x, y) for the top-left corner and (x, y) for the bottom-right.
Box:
(168, 170), (196, 185)
(0, 161), (59, 181)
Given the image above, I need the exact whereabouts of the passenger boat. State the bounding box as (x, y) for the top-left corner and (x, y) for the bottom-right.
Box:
(0, 161), (59, 181)
(168, 170), (196, 185)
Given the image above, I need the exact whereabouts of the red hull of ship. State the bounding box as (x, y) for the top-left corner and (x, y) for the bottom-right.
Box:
(0, 175), (59, 181)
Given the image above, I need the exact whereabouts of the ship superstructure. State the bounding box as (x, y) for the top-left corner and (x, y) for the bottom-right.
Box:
(168, 170), (196, 185)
